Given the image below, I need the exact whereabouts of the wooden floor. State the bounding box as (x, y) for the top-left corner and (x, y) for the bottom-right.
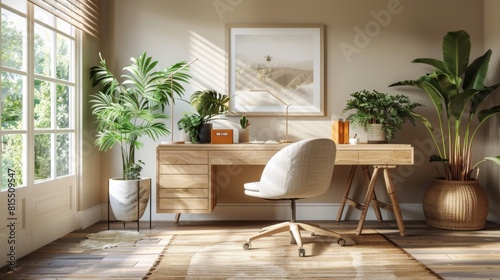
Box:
(1, 220), (500, 279)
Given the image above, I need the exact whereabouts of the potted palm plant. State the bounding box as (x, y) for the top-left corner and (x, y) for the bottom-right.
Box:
(342, 89), (422, 142)
(178, 89), (230, 143)
(90, 52), (191, 222)
(390, 30), (500, 230)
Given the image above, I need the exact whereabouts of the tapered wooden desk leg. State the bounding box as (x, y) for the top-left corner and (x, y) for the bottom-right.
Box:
(383, 168), (406, 236)
(336, 165), (357, 222)
(361, 166), (383, 222)
(356, 167), (381, 235)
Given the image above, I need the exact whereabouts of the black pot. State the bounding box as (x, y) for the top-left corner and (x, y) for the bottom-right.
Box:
(198, 123), (212, 143)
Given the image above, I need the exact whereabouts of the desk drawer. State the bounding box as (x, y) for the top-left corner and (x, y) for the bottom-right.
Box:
(158, 198), (208, 210)
(358, 150), (413, 165)
(158, 174), (208, 189)
(159, 164), (208, 174)
(158, 151), (208, 164)
(159, 188), (209, 198)
(335, 150), (358, 165)
(210, 150), (277, 165)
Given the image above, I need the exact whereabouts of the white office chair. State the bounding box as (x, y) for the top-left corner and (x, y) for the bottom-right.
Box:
(243, 138), (347, 257)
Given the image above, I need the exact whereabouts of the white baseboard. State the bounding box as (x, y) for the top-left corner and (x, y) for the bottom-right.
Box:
(76, 204), (104, 229)
(92, 201), (499, 224)
(0, 215), (78, 266)
(488, 204), (500, 224)
(31, 215), (77, 251)
(135, 202), (427, 222)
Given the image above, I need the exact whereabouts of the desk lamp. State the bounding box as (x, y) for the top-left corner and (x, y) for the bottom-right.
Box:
(249, 89), (292, 143)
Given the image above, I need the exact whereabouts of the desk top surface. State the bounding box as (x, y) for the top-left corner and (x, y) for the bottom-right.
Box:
(157, 142), (412, 151)
(157, 143), (413, 165)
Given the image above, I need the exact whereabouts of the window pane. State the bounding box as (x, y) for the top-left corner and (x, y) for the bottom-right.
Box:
(34, 79), (52, 129)
(34, 24), (53, 77)
(34, 133), (51, 180)
(56, 33), (73, 81)
(1, 72), (25, 130)
(2, 0), (27, 14)
(1, 134), (24, 191)
(1, 9), (26, 70)
(56, 133), (72, 176)
(56, 17), (73, 36)
(56, 84), (72, 128)
(34, 5), (54, 27)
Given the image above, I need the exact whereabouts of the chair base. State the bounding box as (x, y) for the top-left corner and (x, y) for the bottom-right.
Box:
(243, 221), (347, 257)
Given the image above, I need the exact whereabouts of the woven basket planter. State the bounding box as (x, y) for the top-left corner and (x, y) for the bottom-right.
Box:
(423, 179), (488, 230)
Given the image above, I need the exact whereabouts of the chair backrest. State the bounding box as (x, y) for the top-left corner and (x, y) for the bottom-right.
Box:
(258, 138), (336, 199)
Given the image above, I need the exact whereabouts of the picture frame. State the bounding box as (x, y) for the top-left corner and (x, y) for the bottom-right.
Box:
(226, 24), (325, 116)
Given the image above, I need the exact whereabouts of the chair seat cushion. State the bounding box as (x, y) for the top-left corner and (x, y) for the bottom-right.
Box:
(244, 182), (261, 198)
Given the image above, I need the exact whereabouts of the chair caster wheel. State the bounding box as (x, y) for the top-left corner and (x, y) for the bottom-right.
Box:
(298, 247), (306, 257)
(243, 242), (252, 250)
(337, 238), (347, 246)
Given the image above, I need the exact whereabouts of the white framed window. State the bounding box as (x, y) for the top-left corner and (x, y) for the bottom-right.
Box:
(1, 0), (79, 190)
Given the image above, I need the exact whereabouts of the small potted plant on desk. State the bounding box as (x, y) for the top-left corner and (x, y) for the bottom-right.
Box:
(89, 52), (190, 223)
(178, 89), (230, 143)
(390, 30), (500, 230)
(238, 115), (251, 143)
(342, 89), (422, 143)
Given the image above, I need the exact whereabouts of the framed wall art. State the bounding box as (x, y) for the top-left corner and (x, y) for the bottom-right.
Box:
(226, 24), (325, 116)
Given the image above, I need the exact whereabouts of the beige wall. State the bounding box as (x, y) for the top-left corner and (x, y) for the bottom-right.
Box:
(80, 32), (101, 211)
(484, 0), (500, 220)
(82, 0), (500, 220)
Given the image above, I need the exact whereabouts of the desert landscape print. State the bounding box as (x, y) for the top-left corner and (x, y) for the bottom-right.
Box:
(229, 26), (323, 114)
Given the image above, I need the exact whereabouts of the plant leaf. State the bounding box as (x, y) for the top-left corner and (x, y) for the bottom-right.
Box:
(485, 156), (500, 166)
(477, 106), (500, 123)
(463, 49), (491, 91)
(442, 30), (470, 80)
(430, 154), (448, 162)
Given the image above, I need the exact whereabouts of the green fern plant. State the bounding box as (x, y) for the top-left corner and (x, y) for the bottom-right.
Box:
(342, 89), (422, 141)
(89, 52), (191, 179)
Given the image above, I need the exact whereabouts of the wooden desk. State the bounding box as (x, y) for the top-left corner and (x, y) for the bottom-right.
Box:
(156, 143), (413, 235)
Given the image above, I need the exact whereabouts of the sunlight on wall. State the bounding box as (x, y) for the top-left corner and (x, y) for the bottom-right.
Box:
(186, 31), (332, 142)
(189, 31), (225, 93)
(188, 30), (325, 142)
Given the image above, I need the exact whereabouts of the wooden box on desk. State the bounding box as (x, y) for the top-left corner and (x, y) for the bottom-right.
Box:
(211, 129), (233, 144)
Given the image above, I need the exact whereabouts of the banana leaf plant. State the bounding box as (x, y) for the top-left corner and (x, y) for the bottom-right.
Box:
(390, 30), (500, 181)
(89, 52), (191, 179)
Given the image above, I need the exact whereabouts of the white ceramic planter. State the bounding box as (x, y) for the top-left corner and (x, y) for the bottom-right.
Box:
(108, 177), (151, 222)
(367, 123), (387, 143)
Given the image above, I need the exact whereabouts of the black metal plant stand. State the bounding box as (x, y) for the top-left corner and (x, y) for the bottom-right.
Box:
(107, 179), (152, 232)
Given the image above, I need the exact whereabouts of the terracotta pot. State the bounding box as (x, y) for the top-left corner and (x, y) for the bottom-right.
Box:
(108, 177), (151, 222)
(423, 179), (488, 230)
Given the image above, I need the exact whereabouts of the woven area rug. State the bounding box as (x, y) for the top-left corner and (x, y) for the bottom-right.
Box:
(144, 230), (441, 279)
(70, 230), (145, 251)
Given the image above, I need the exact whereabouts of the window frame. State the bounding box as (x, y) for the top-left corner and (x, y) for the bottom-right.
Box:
(1, 0), (80, 190)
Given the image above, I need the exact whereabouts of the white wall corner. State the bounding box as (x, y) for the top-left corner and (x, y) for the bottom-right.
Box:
(77, 204), (105, 229)
(488, 204), (500, 224)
